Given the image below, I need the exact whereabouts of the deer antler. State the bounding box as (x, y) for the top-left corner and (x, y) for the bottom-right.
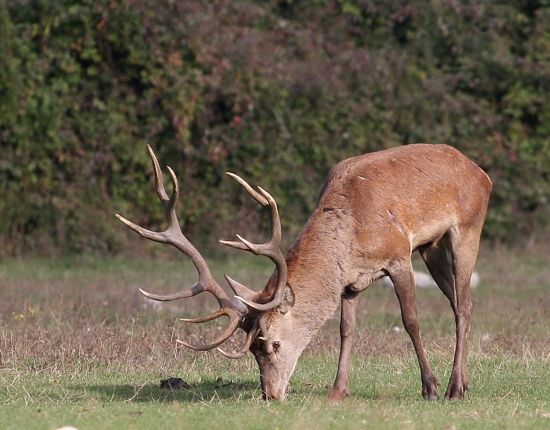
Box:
(216, 319), (262, 359)
(116, 145), (252, 350)
(220, 172), (288, 312)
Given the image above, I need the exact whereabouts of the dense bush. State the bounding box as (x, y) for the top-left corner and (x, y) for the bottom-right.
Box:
(1, 0), (550, 256)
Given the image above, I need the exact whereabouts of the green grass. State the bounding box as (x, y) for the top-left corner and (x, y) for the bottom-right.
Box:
(2, 245), (550, 429)
(2, 355), (550, 429)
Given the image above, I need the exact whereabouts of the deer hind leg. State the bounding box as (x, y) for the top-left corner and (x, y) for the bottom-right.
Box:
(328, 291), (360, 401)
(389, 260), (440, 400)
(419, 230), (478, 400)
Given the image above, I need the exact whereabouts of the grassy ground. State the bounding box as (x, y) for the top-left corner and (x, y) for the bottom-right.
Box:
(1, 244), (550, 429)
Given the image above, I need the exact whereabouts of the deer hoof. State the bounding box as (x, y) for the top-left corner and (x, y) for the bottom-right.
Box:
(327, 388), (350, 402)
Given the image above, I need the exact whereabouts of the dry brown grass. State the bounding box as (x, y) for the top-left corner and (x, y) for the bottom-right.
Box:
(2, 243), (550, 377)
(4, 244), (550, 430)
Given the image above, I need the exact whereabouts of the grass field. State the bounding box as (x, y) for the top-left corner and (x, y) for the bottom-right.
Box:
(2, 244), (550, 429)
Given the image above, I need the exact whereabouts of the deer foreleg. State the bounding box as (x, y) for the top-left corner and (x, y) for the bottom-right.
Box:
(328, 292), (359, 401)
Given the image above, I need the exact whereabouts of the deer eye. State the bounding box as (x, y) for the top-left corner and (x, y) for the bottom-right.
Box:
(272, 341), (281, 352)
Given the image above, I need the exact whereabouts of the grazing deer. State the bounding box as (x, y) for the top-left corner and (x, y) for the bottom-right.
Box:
(117, 143), (491, 401)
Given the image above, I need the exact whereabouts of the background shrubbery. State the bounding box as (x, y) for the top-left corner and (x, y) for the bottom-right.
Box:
(2, 0), (550, 256)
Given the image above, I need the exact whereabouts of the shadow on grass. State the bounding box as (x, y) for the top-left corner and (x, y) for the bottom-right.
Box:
(70, 378), (346, 403)
(75, 379), (263, 403)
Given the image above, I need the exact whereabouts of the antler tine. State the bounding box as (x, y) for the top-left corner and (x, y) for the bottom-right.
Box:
(147, 144), (170, 206)
(176, 299), (247, 352)
(219, 173), (288, 312)
(225, 172), (269, 206)
(224, 274), (257, 302)
(117, 146), (227, 302)
(217, 320), (261, 359)
(176, 313), (242, 351)
(116, 146), (244, 351)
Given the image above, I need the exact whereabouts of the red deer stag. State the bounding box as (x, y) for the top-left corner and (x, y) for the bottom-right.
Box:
(117, 144), (491, 401)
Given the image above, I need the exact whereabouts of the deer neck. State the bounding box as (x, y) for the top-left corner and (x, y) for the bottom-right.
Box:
(283, 213), (358, 334)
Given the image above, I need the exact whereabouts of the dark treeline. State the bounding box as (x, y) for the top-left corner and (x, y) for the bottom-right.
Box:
(1, 0), (550, 256)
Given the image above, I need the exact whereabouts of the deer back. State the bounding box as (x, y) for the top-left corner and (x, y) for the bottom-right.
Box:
(281, 143), (491, 315)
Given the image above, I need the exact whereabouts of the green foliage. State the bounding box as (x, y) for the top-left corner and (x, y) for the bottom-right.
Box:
(2, 0), (550, 255)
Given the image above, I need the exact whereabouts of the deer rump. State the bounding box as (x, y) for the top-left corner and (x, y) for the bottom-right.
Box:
(117, 143), (492, 402)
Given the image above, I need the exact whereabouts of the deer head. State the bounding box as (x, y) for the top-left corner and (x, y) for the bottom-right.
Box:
(118, 143), (491, 402)
(116, 145), (300, 399)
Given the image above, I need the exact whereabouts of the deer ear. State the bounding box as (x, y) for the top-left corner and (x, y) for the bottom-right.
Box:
(275, 284), (295, 315)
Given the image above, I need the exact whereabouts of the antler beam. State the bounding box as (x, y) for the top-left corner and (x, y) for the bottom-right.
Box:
(220, 173), (288, 312)
(116, 145), (245, 350)
(116, 145), (289, 355)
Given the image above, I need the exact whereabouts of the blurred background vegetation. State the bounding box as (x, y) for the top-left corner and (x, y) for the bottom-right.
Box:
(1, 0), (550, 257)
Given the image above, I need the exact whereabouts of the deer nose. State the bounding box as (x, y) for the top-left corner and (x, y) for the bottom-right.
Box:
(263, 391), (285, 401)
(262, 383), (287, 401)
